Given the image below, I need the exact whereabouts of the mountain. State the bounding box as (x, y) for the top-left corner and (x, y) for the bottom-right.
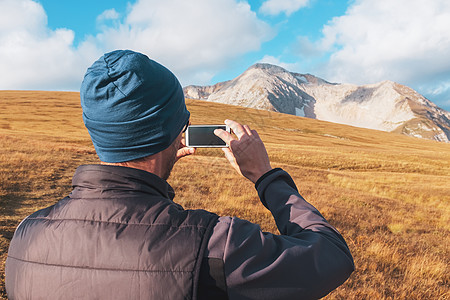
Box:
(184, 63), (450, 142)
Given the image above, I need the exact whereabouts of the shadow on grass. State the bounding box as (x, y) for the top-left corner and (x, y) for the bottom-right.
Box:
(0, 192), (28, 300)
(0, 191), (28, 238)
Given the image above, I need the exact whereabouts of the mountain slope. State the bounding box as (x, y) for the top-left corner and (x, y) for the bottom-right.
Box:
(184, 63), (450, 142)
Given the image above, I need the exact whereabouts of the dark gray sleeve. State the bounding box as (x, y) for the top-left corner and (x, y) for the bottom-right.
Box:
(205, 169), (354, 300)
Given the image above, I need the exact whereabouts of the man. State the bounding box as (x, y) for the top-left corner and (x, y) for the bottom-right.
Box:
(5, 50), (354, 299)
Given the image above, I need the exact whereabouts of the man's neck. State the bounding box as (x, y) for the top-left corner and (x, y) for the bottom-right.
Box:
(100, 153), (165, 179)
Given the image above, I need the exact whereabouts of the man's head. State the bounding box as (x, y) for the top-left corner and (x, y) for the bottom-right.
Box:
(80, 50), (190, 164)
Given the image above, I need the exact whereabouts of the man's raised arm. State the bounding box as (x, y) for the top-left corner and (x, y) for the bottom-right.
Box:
(208, 120), (354, 299)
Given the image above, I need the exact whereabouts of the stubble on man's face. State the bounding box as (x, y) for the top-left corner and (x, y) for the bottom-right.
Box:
(162, 153), (176, 181)
(161, 135), (182, 180)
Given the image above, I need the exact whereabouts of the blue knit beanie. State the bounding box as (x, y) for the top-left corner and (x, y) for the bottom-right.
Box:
(80, 50), (190, 163)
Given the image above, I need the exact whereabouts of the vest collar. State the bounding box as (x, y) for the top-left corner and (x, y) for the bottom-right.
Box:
(71, 164), (175, 200)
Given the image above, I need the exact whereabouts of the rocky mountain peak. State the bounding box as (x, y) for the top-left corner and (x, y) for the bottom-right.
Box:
(248, 63), (288, 73)
(184, 64), (450, 142)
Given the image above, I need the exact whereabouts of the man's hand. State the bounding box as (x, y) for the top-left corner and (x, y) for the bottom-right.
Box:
(214, 119), (272, 183)
(175, 138), (195, 162)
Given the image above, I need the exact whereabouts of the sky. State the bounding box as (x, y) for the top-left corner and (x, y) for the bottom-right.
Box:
(1, 0), (450, 111)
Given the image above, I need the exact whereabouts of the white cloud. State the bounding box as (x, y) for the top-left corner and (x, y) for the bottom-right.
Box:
(91, 0), (273, 85)
(295, 36), (326, 58)
(260, 0), (310, 16)
(0, 0), (45, 35)
(420, 81), (450, 110)
(0, 0), (98, 90)
(258, 55), (299, 71)
(315, 0), (450, 110)
(0, 0), (272, 89)
(97, 8), (120, 22)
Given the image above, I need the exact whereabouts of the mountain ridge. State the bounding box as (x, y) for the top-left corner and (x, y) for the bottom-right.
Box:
(184, 63), (450, 142)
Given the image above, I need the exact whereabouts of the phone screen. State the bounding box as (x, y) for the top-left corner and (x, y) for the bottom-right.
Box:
(186, 125), (228, 147)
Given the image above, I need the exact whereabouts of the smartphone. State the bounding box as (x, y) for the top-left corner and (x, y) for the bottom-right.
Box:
(185, 125), (230, 147)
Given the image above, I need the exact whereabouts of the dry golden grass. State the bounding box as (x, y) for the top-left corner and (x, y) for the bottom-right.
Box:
(1, 91), (449, 299)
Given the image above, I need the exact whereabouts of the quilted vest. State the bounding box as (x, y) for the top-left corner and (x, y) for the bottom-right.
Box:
(6, 165), (219, 300)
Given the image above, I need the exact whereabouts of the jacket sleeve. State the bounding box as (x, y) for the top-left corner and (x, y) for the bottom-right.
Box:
(205, 168), (354, 300)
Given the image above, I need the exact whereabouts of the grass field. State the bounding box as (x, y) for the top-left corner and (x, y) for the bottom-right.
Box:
(1, 90), (449, 299)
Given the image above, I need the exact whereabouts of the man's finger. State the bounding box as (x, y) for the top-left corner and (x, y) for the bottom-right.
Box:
(176, 147), (195, 161)
(251, 129), (260, 139)
(222, 147), (242, 176)
(180, 138), (187, 148)
(214, 128), (234, 144)
(243, 125), (252, 135)
(225, 119), (247, 140)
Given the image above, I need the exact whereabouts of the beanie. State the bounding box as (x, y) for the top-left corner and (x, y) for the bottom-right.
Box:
(80, 50), (190, 163)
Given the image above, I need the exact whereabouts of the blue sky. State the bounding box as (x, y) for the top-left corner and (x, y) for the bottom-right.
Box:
(1, 0), (450, 111)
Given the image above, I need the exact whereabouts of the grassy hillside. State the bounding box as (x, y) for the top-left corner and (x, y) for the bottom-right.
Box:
(1, 91), (449, 299)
